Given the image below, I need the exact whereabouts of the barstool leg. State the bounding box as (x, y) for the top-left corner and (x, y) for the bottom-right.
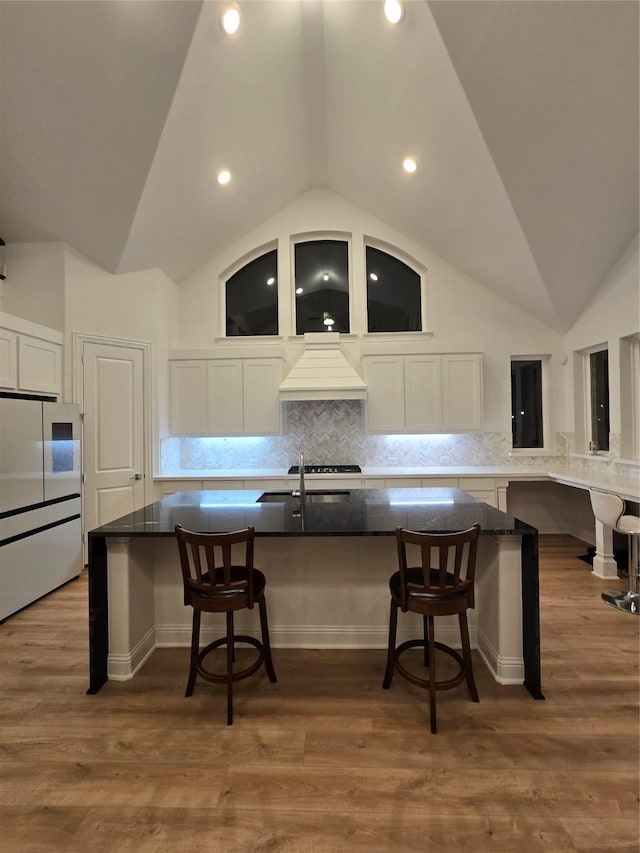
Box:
(259, 596), (277, 683)
(423, 615), (429, 667)
(427, 615), (437, 734)
(186, 609), (201, 697)
(226, 611), (234, 725)
(459, 611), (479, 702)
(383, 601), (398, 689)
(602, 533), (640, 615)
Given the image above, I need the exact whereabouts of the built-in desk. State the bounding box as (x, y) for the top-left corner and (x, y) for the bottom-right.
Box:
(87, 488), (541, 700)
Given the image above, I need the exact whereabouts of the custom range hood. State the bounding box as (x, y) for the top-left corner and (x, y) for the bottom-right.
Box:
(279, 333), (367, 402)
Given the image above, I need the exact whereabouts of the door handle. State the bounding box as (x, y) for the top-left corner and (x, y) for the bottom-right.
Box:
(130, 473), (143, 480)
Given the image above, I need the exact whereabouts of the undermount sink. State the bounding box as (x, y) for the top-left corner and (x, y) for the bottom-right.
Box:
(257, 490), (351, 504)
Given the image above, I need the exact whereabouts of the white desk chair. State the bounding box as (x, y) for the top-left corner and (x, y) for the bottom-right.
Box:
(589, 489), (640, 615)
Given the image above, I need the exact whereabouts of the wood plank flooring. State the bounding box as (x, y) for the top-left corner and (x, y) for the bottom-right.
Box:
(1, 535), (638, 852)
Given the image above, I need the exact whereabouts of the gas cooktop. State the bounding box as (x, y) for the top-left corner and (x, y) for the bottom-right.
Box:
(287, 464), (362, 475)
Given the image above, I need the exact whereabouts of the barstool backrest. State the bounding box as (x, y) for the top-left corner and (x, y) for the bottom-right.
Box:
(589, 490), (625, 531)
(175, 524), (256, 610)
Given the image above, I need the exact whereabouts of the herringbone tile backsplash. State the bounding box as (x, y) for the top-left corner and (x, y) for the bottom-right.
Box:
(162, 400), (573, 472)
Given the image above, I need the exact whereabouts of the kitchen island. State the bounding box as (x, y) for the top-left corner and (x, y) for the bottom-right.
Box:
(87, 487), (541, 699)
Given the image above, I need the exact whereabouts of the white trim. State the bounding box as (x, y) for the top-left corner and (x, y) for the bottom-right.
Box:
(477, 626), (525, 685)
(107, 626), (156, 680)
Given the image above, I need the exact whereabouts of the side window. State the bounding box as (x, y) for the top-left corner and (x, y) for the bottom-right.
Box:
(620, 333), (640, 460)
(366, 246), (422, 332)
(225, 249), (278, 336)
(510, 356), (550, 451)
(588, 348), (610, 452)
(294, 239), (350, 334)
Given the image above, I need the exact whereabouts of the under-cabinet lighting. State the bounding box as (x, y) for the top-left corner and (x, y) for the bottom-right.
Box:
(389, 499), (455, 506)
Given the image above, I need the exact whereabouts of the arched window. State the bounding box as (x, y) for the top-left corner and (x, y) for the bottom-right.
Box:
(225, 249), (278, 336)
(366, 245), (422, 332)
(294, 238), (350, 334)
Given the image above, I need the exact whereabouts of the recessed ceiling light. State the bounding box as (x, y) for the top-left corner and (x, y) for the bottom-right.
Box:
(220, 3), (241, 35)
(266, 276), (275, 286)
(217, 169), (231, 185)
(384, 0), (405, 25)
(402, 157), (418, 174)
(323, 273), (330, 281)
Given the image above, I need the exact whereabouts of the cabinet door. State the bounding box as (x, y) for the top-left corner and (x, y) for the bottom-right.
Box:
(0, 328), (17, 389)
(404, 355), (441, 432)
(208, 360), (243, 435)
(441, 354), (483, 431)
(365, 356), (405, 433)
(18, 335), (61, 394)
(169, 362), (208, 435)
(243, 359), (281, 435)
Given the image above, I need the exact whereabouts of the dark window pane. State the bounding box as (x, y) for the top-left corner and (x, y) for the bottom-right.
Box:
(590, 350), (610, 451)
(366, 246), (421, 332)
(295, 240), (349, 334)
(226, 250), (278, 336)
(511, 360), (543, 448)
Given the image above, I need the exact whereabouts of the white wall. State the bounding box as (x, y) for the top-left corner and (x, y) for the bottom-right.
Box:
(2, 242), (66, 330)
(177, 189), (567, 435)
(63, 247), (178, 461)
(564, 235), (639, 439)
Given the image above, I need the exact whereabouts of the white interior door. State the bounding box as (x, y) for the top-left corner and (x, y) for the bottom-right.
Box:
(82, 341), (147, 536)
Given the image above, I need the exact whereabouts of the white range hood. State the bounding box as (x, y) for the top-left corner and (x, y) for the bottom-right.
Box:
(279, 333), (367, 402)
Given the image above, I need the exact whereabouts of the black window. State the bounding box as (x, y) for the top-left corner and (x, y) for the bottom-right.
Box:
(366, 246), (421, 332)
(511, 359), (543, 448)
(590, 349), (610, 451)
(295, 240), (349, 334)
(226, 249), (278, 336)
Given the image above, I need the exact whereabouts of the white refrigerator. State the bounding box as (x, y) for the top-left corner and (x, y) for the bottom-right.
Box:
(0, 395), (82, 621)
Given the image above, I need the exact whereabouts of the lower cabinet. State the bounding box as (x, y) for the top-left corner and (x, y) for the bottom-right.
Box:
(169, 358), (282, 436)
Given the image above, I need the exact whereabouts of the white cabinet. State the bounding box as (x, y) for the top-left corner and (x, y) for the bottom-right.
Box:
(0, 316), (62, 396)
(169, 358), (282, 437)
(441, 354), (483, 431)
(169, 362), (208, 435)
(0, 328), (17, 388)
(365, 353), (482, 434)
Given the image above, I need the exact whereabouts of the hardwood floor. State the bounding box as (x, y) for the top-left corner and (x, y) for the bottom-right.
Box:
(1, 535), (638, 852)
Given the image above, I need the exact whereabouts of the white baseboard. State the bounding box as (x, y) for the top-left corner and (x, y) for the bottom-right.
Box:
(107, 627), (155, 680)
(477, 626), (524, 684)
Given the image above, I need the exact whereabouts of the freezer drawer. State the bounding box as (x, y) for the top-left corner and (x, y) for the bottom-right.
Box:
(0, 515), (82, 621)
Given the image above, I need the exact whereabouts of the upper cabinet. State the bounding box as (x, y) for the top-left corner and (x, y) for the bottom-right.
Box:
(0, 315), (62, 397)
(169, 357), (283, 437)
(365, 353), (483, 434)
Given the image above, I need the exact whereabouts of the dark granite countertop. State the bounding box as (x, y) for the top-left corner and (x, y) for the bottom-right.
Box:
(88, 488), (537, 538)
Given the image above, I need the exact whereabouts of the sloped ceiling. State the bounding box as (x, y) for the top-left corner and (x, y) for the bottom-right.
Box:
(0, 0), (637, 333)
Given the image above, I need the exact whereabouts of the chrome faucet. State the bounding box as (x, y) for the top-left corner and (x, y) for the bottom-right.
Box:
(292, 451), (306, 500)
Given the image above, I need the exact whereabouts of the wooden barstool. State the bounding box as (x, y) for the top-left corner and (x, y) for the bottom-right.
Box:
(383, 524), (481, 733)
(175, 524), (277, 724)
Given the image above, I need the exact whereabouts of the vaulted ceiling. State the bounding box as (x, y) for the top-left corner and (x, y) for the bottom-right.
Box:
(0, 0), (637, 332)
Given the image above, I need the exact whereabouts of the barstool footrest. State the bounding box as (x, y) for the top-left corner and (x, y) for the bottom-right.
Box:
(197, 635), (265, 684)
(394, 639), (467, 692)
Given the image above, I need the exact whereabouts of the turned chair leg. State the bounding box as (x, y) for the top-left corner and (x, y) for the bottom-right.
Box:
(226, 611), (234, 725)
(427, 614), (437, 734)
(259, 597), (277, 683)
(459, 611), (479, 702)
(185, 609), (201, 697)
(383, 601), (398, 689)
